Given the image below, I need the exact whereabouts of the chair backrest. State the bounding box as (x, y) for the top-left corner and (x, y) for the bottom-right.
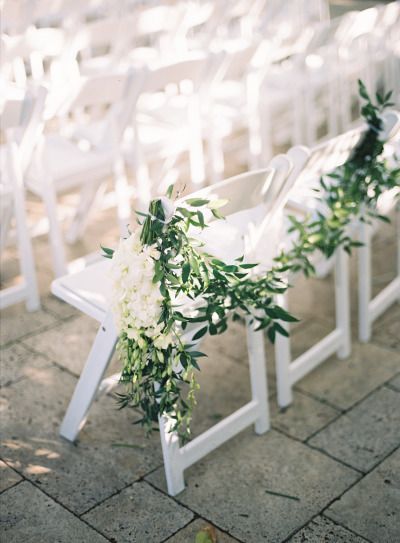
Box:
(287, 111), (400, 219)
(70, 15), (129, 67)
(179, 151), (304, 265)
(1, 87), (46, 255)
(60, 70), (144, 149)
(1, 86), (47, 175)
(299, 110), (400, 182)
(141, 55), (209, 94)
(1, 27), (65, 86)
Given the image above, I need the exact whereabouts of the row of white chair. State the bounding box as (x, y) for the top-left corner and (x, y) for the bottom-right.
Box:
(50, 111), (400, 496)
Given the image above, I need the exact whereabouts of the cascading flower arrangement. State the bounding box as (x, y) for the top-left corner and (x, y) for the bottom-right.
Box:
(104, 191), (296, 440)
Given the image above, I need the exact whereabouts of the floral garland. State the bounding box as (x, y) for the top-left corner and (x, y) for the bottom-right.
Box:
(275, 81), (399, 275)
(104, 81), (399, 441)
(104, 193), (296, 440)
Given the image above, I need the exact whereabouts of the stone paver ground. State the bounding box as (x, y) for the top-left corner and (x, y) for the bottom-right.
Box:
(1, 194), (399, 543)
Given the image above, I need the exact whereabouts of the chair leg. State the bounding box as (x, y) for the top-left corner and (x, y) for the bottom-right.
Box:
(246, 316), (270, 434)
(274, 292), (293, 408)
(60, 313), (118, 442)
(335, 246), (351, 359)
(358, 218), (372, 342)
(397, 206), (400, 298)
(66, 181), (105, 244)
(41, 179), (68, 278)
(114, 156), (132, 238)
(158, 415), (185, 496)
(10, 144), (40, 311)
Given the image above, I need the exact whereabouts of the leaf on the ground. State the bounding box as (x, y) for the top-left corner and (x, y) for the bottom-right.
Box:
(195, 524), (217, 543)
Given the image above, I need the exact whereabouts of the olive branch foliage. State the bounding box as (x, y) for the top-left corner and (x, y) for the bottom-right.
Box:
(275, 80), (399, 276)
(103, 80), (398, 441)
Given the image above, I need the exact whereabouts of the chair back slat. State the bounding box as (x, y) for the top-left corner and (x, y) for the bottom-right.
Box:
(142, 56), (208, 94)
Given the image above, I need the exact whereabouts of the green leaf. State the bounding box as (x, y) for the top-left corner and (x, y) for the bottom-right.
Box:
(197, 210), (205, 228)
(208, 199), (228, 209)
(101, 245), (114, 259)
(267, 326), (276, 343)
(273, 322), (289, 337)
(186, 198), (210, 207)
(195, 531), (213, 543)
(192, 326), (208, 341)
(223, 265), (238, 273)
(182, 262), (191, 283)
(189, 351), (207, 358)
(211, 208), (225, 220)
(239, 263), (258, 269)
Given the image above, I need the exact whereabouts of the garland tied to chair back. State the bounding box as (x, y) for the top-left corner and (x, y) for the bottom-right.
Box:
(276, 81), (400, 275)
(104, 81), (399, 440)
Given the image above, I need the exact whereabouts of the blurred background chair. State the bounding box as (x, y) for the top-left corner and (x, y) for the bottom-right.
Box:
(0, 87), (47, 311)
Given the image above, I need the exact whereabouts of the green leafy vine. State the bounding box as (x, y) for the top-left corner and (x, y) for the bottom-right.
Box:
(275, 80), (399, 276)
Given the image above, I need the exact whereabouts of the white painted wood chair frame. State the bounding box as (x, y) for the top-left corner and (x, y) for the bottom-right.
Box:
(52, 156), (299, 496)
(358, 111), (400, 342)
(358, 205), (400, 342)
(274, 113), (399, 406)
(274, 130), (367, 408)
(0, 88), (47, 311)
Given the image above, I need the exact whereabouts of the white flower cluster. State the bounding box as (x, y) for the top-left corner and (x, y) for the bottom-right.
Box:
(110, 229), (173, 350)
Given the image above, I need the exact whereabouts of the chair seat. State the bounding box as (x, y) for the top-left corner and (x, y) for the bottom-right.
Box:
(27, 134), (114, 193)
(51, 200), (285, 325)
(51, 258), (111, 322)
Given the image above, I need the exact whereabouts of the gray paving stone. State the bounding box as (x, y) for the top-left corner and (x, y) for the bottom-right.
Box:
(388, 373), (400, 391)
(288, 321), (335, 362)
(0, 365), (162, 515)
(41, 294), (80, 320)
(146, 430), (359, 543)
(271, 391), (339, 442)
(0, 342), (52, 388)
(83, 481), (193, 543)
(288, 515), (368, 542)
(288, 274), (336, 322)
(309, 387), (400, 472)
(326, 448), (400, 543)
(0, 304), (57, 347)
(201, 320), (248, 365)
(0, 460), (22, 493)
(189, 346), (275, 439)
(165, 518), (240, 542)
(22, 315), (100, 375)
(0, 481), (107, 542)
(297, 342), (400, 410)
(370, 237), (397, 296)
(372, 304), (400, 351)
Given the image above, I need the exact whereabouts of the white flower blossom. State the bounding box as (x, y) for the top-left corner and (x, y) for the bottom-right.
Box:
(159, 197), (175, 223)
(110, 229), (168, 347)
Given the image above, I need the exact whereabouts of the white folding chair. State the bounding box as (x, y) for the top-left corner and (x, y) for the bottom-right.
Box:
(26, 71), (143, 278)
(51, 152), (303, 496)
(123, 56), (209, 208)
(274, 113), (399, 406)
(202, 42), (263, 182)
(0, 87), (47, 311)
(358, 111), (400, 342)
(274, 131), (364, 407)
